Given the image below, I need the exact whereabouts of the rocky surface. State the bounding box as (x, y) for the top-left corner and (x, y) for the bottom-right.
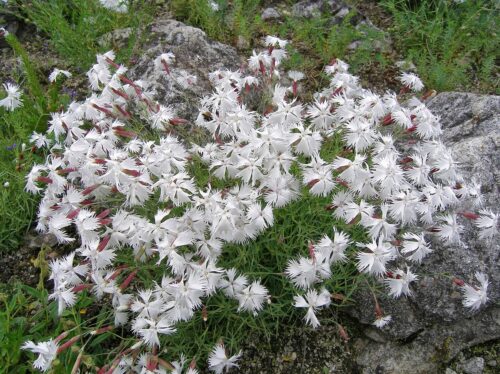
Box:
(239, 324), (356, 374)
(128, 18), (241, 123)
(261, 7), (282, 21)
(351, 92), (500, 373)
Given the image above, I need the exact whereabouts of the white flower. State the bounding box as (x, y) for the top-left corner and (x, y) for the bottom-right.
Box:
(288, 71), (305, 81)
(30, 132), (52, 148)
(461, 272), (489, 311)
(49, 68), (72, 83)
(436, 213), (463, 244)
(219, 268), (248, 298)
(236, 280), (269, 315)
(314, 229), (350, 264)
(22, 339), (59, 372)
(209, 1), (220, 11)
(264, 35), (288, 48)
(293, 288), (331, 328)
(208, 343), (242, 374)
(132, 316), (176, 347)
(285, 254), (331, 289)
(384, 267), (418, 298)
(474, 209), (498, 240)
(373, 315), (392, 329)
(99, 0), (128, 12)
(0, 82), (23, 111)
(399, 72), (424, 92)
(356, 240), (395, 276)
(401, 233), (432, 263)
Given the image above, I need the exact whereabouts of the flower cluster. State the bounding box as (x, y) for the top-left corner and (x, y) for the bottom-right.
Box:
(22, 34), (496, 372)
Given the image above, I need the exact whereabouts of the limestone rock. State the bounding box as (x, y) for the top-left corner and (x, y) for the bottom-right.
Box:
(261, 7), (282, 21)
(352, 93), (500, 373)
(129, 18), (241, 122)
(458, 356), (485, 374)
(292, 0), (343, 19)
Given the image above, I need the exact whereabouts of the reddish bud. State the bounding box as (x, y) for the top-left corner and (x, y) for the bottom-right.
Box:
(92, 103), (117, 118)
(108, 265), (128, 280)
(399, 156), (413, 164)
(110, 87), (130, 100)
(338, 324), (349, 342)
(332, 87), (343, 96)
(72, 284), (92, 293)
(259, 60), (266, 76)
(57, 335), (80, 354)
(161, 60), (171, 75)
(122, 169), (141, 177)
(169, 117), (189, 126)
(399, 86), (410, 95)
(335, 178), (349, 188)
(459, 211), (480, 220)
(307, 179), (320, 188)
(202, 305), (208, 322)
(406, 125), (418, 133)
(97, 209), (111, 219)
(71, 351), (84, 374)
(105, 57), (120, 69)
(36, 176), (53, 184)
(97, 236), (111, 252)
(308, 242), (316, 263)
(120, 270), (138, 291)
(453, 278), (465, 287)
(114, 128), (137, 138)
(382, 114), (394, 126)
(421, 90), (436, 100)
(57, 167), (77, 175)
(54, 331), (69, 343)
(66, 209), (80, 220)
(114, 104), (132, 118)
(91, 326), (114, 335)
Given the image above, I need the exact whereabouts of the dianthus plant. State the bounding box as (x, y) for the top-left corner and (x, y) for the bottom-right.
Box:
(21, 35), (496, 373)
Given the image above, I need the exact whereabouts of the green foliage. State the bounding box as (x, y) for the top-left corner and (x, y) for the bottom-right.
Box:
(381, 0), (499, 93)
(18, 0), (155, 69)
(0, 33), (70, 252)
(5, 33), (46, 109)
(170, 0), (264, 47)
(0, 282), (117, 373)
(170, 0), (230, 41)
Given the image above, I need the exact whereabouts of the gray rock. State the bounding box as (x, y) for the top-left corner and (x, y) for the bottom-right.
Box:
(236, 35), (250, 50)
(292, 0), (343, 19)
(97, 27), (133, 49)
(129, 18), (240, 123)
(353, 93), (500, 373)
(347, 41), (361, 50)
(486, 359), (497, 367)
(261, 7), (282, 21)
(446, 369), (458, 374)
(458, 356), (485, 374)
(28, 233), (58, 248)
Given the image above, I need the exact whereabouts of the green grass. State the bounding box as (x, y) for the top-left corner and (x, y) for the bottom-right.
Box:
(169, 1), (389, 93)
(380, 0), (499, 93)
(0, 33), (71, 252)
(18, 0), (156, 70)
(170, 0), (499, 94)
(0, 281), (120, 373)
